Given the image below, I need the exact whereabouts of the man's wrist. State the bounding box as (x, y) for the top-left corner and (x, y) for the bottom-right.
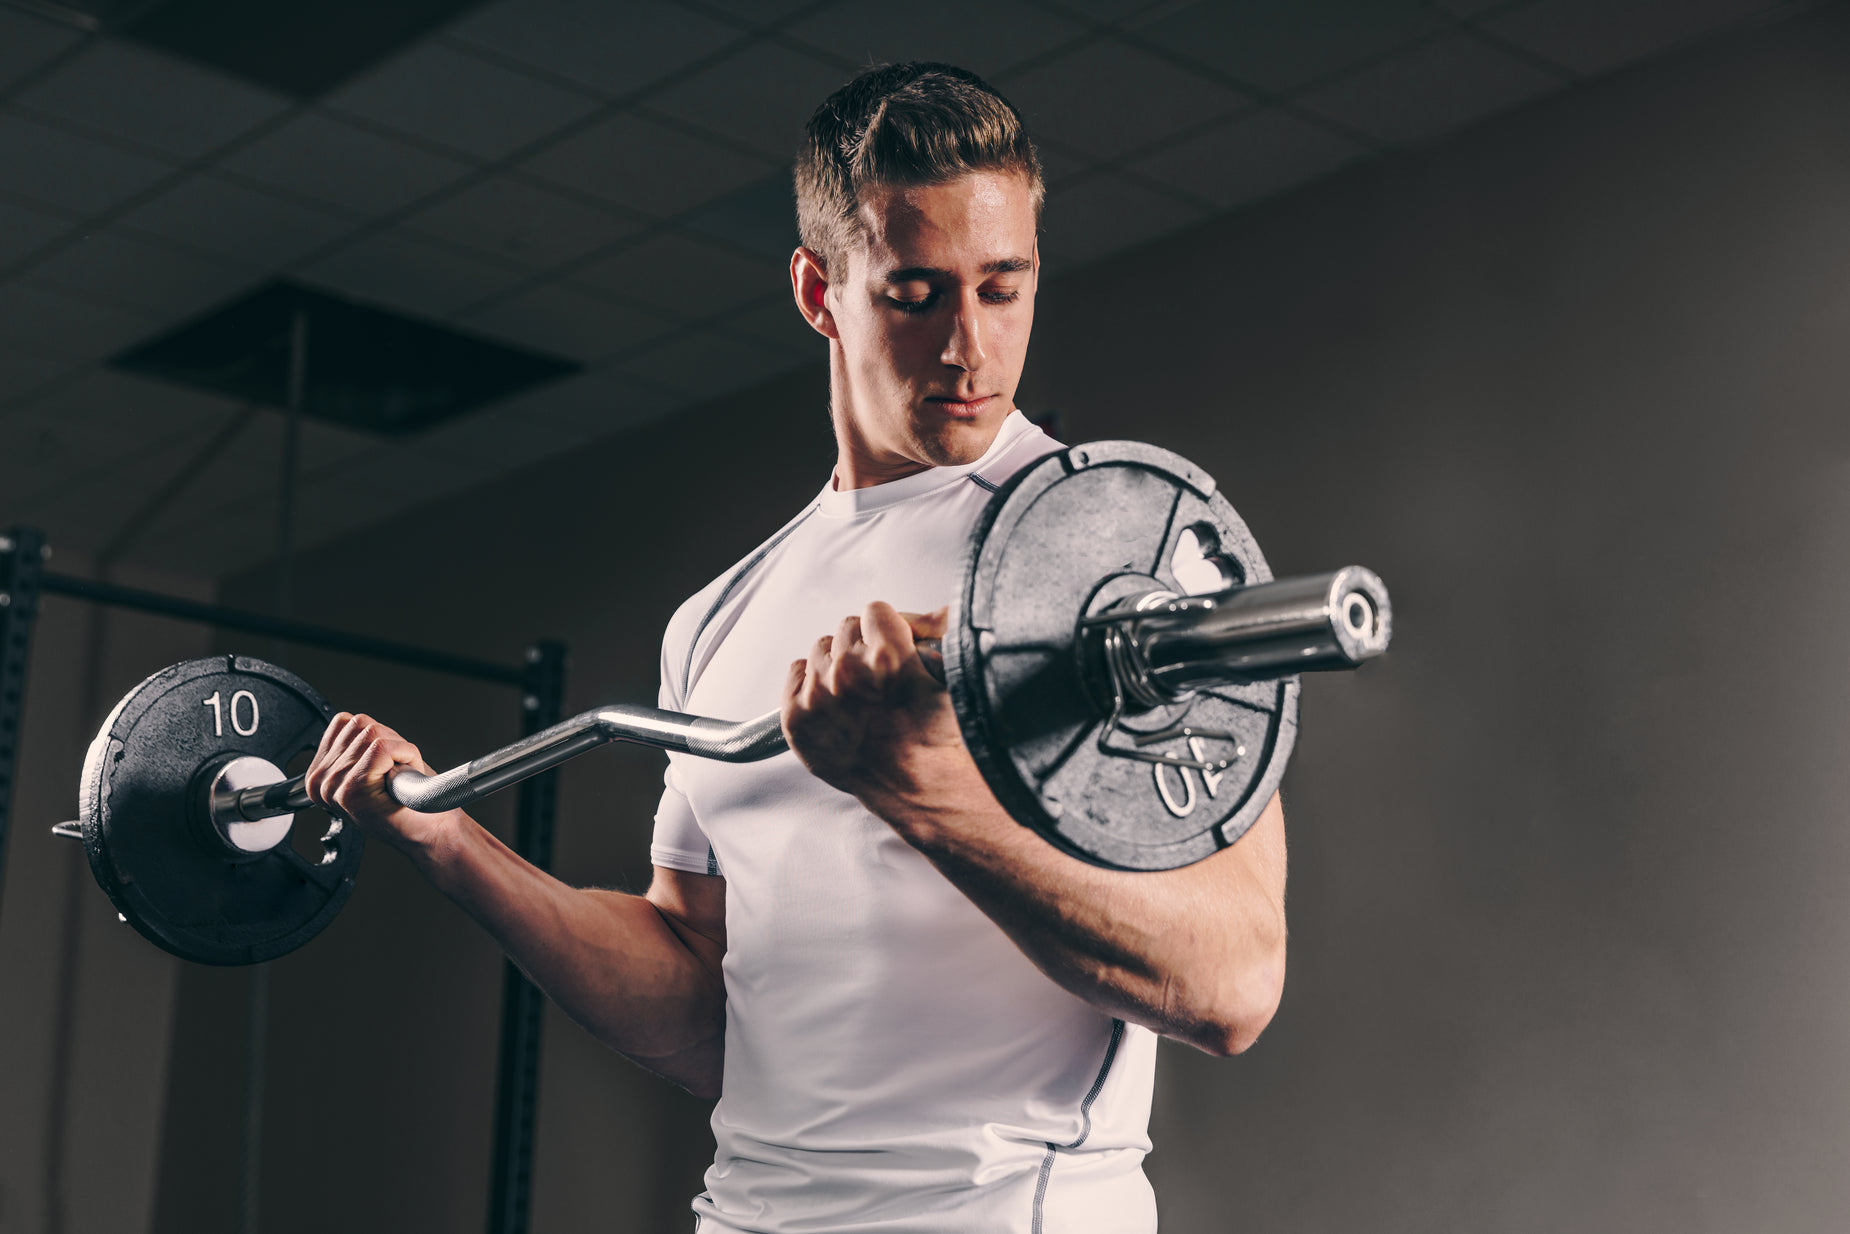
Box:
(402, 810), (476, 885)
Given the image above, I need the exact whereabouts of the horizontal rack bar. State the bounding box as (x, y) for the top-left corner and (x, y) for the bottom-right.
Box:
(38, 571), (525, 687)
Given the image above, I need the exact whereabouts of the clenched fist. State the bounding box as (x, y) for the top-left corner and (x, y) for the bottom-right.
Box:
(302, 712), (465, 856)
(780, 602), (994, 832)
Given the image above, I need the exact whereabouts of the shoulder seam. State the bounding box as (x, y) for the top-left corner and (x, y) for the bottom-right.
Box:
(680, 504), (818, 702)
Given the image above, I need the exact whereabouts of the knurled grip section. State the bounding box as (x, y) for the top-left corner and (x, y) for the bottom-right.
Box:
(682, 713), (787, 761)
(389, 764), (476, 813)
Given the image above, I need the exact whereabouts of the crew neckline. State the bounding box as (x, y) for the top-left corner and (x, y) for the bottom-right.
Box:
(816, 411), (1036, 518)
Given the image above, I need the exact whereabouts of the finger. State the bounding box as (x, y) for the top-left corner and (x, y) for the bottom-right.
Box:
(906, 606), (951, 640)
(320, 716), (412, 806)
(305, 712), (360, 807)
(779, 657), (811, 739)
(318, 717), (384, 811)
(331, 736), (398, 816)
(832, 614), (889, 694)
(861, 601), (915, 676)
(332, 729), (422, 806)
(780, 657), (809, 712)
(800, 635), (833, 708)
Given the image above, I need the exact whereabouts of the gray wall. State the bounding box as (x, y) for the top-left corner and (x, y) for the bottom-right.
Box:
(0, 557), (216, 1234)
(145, 3), (1850, 1230)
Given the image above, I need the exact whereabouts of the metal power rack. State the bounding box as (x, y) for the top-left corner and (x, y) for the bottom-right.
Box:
(0, 526), (563, 1234)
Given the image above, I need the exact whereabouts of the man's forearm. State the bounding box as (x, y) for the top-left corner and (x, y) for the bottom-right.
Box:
(414, 817), (727, 1095)
(873, 789), (1288, 1056)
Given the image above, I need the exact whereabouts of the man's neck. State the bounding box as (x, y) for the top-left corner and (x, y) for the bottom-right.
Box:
(829, 413), (1013, 491)
(831, 440), (933, 491)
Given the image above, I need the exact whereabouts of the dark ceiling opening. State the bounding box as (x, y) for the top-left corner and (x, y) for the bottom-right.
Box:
(32, 0), (486, 97)
(111, 279), (579, 435)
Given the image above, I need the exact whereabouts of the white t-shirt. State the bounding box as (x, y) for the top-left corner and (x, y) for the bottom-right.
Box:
(651, 412), (1160, 1234)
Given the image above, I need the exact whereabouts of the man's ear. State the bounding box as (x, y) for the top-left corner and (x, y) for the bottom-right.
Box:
(791, 246), (839, 340)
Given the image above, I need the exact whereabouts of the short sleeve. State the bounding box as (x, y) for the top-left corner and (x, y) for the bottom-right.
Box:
(651, 757), (718, 875)
(651, 592), (720, 876)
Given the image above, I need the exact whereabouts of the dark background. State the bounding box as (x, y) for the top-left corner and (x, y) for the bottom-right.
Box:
(6, 2), (1850, 1232)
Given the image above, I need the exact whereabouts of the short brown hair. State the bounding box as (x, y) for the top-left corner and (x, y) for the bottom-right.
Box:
(795, 62), (1044, 273)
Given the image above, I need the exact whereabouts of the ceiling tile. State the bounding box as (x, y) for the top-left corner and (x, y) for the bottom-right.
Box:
(16, 40), (290, 160)
(291, 416), (381, 474)
(1034, 139), (1096, 188)
(0, 373), (239, 515)
(1037, 170), (1205, 269)
(0, 197), (78, 266)
(1134, 0), (1451, 93)
(694, 0), (816, 25)
(298, 228), (528, 318)
(318, 440), (493, 504)
(496, 367), (682, 436)
(26, 229), (256, 321)
(571, 231), (782, 321)
(216, 112), (475, 217)
(998, 38), (1250, 159)
(647, 42), (852, 161)
(205, 408), (380, 488)
(0, 419), (68, 509)
(520, 110), (779, 219)
(0, 7), (84, 93)
(106, 409), (380, 551)
(680, 174), (797, 264)
(402, 175), (643, 273)
(719, 296), (822, 359)
(1057, 0), (1174, 21)
(446, 0), (744, 98)
(131, 495), (287, 575)
(1431, 0), (1518, 14)
(284, 476), (401, 555)
(325, 41), (602, 160)
(0, 109), (176, 215)
(457, 281), (676, 362)
(613, 327), (806, 401)
(414, 403), (590, 470)
(117, 173), (355, 267)
(787, 0), (1086, 79)
(0, 282), (160, 361)
(1484, 0), (1791, 77)
(18, 369), (241, 443)
(1130, 108), (1369, 209)
(0, 342), (81, 403)
(0, 441), (196, 553)
(1300, 33), (1562, 145)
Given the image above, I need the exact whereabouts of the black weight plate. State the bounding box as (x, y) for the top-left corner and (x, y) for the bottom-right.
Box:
(79, 654), (360, 965)
(946, 442), (1300, 871)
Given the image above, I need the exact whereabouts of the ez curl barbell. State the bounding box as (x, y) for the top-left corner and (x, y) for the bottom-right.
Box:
(62, 442), (1391, 965)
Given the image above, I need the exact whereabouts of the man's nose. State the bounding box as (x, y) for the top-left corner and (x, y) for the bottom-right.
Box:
(940, 291), (988, 372)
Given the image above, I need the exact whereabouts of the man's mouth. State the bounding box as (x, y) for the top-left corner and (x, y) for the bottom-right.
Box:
(926, 394), (996, 418)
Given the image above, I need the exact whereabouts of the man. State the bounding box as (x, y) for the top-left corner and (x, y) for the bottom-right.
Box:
(304, 63), (1287, 1232)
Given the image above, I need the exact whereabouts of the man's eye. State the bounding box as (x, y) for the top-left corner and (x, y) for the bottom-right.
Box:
(889, 295), (936, 314)
(982, 290), (1021, 305)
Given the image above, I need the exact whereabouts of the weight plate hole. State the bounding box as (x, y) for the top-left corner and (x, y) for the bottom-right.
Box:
(1171, 523), (1241, 595)
(282, 748), (344, 866)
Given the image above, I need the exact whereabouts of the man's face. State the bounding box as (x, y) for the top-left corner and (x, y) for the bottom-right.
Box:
(817, 170), (1039, 470)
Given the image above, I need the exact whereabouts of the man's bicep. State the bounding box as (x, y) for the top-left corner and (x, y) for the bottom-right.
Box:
(647, 865), (727, 957)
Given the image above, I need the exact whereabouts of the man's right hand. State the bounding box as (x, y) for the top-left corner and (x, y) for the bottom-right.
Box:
(302, 712), (465, 858)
